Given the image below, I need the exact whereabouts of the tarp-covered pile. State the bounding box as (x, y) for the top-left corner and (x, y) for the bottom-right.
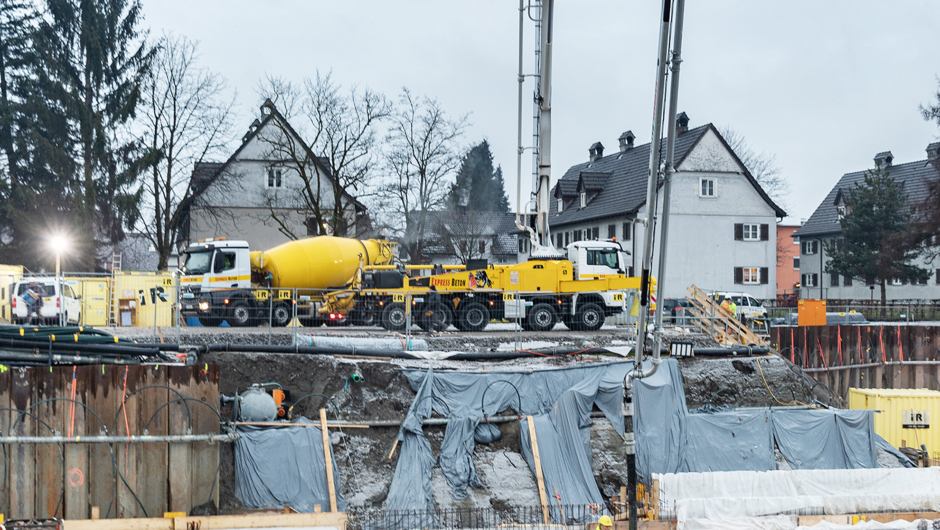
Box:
(386, 361), (636, 523)
(634, 357), (886, 481)
(234, 419), (347, 512)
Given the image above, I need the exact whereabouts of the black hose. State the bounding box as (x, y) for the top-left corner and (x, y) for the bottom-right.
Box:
(0, 337), (159, 356)
(0, 351), (142, 365)
(693, 346), (771, 356)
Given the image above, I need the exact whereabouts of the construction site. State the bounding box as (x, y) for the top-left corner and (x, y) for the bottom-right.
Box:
(2, 0), (940, 529)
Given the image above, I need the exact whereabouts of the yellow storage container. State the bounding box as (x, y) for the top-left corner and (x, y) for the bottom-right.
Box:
(112, 272), (176, 327)
(0, 264), (24, 323)
(849, 388), (940, 456)
(63, 276), (110, 327)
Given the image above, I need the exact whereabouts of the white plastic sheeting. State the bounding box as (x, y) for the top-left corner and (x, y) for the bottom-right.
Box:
(656, 468), (940, 521)
(798, 520), (940, 529)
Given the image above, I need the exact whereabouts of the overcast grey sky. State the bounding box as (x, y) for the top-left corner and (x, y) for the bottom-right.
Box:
(143, 1), (940, 223)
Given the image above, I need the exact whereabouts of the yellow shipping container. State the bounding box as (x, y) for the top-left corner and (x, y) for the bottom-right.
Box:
(0, 265), (24, 323)
(63, 276), (110, 327)
(849, 388), (940, 456)
(112, 271), (176, 327)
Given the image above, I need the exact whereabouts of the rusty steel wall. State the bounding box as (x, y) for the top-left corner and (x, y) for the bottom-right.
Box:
(0, 364), (220, 520)
(771, 325), (940, 405)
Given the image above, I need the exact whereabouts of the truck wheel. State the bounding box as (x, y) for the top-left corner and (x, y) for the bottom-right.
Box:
(459, 302), (489, 332)
(382, 302), (407, 332)
(575, 303), (605, 332)
(271, 302), (291, 327)
(231, 301), (253, 327)
(421, 303), (452, 332)
(526, 303), (556, 332)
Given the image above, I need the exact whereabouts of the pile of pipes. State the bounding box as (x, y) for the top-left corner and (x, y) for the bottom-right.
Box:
(0, 325), (181, 365)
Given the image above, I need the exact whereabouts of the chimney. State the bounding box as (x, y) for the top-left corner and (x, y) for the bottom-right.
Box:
(927, 142), (940, 163)
(874, 151), (894, 169)
(589, 142), (604, 162)
(618, 131), (636, 153)
(676, 111), (690, 134)
(261, 98), (275, 115)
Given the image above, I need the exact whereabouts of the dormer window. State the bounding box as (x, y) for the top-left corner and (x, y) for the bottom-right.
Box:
(580, 192), (587, 208)
(837, 205), (846, 220)
(558, 197), (564, 213)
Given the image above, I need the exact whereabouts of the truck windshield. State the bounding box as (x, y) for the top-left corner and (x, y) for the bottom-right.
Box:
(182, 251), (213, 275)
(587, 249), (620, 269)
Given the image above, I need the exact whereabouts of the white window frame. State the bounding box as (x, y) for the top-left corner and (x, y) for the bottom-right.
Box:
(267, 167), (283, 188)
(793, 257), (800, 270)
(742, 267), (760, 284)
(580, 191), (587, 208)
(699, 177), (716, 197)
(837, 205), (846, 220)
(557, 197), (564, 213)
(742, 223), (760, 241)
(892, 277), (902, 286)
(802, 273), (818, 287)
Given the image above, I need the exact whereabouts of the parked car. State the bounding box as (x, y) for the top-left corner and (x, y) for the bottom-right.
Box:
(712, 291), (768, 321)
(662, 298), (693, 323)
(10, 277), (81, 325)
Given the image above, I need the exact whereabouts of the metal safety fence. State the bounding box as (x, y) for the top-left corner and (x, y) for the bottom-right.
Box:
(348, 504), (610, 530)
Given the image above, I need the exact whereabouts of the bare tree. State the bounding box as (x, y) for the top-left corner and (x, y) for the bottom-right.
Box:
(136, 33), (236, 269)
(384, 88), (468, 262)
(719, 126), (789, 208)
(255, 72), (390, 239)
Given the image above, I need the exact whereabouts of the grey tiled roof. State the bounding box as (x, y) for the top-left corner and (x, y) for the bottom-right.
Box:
(422, 211), (523, 257)
(579, 171), (612, 191)
(793, 159), (940, 238)
(492, 234), (518, 255)
(549, 123), (785, 227)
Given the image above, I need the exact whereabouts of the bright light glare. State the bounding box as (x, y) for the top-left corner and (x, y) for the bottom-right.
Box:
(48, 234), (70, 252)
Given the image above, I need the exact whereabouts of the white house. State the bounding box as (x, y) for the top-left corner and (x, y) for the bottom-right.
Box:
(548, 114), (786, 300)
(421, 211), (525, 265)
(181, 100), (366, 250)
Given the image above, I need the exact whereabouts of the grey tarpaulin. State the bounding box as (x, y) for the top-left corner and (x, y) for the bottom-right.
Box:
(385, 361), (635, 520)
(234, 419), (347, 512)
(385, 369), (437, 523)
(876, 434), (917, 468)
(682, 409), (775, 473)
(634, 358), (880, 480)
(772, 409), (877, 469)
(634, 358), (687, 482)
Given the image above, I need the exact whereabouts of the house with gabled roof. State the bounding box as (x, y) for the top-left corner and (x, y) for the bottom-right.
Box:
(548, 113), (787, 300)
(421, 211), (526, 265)
(180, 100), (367, 251)
(793, 144), (940, 301)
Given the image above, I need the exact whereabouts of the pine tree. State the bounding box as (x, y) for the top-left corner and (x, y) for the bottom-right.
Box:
(825, 167), (930, 306)
(29, 0), (152, 270)
(447, 140), (510, 212)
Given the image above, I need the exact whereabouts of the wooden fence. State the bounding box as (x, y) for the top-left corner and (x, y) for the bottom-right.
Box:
(0, 364), (220, 520)
(771, 325), (940, 404)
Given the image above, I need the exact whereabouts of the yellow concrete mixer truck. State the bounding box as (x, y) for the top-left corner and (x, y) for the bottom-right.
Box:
(179, 234), (645, 331)
(179, 236), (398, 327)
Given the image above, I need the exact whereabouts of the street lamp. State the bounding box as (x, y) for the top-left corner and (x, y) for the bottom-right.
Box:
(48, 235), (70, 326)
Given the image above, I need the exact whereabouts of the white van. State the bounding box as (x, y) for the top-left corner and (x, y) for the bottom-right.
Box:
(11, 278), (82, 325)
(713, 291), (768, 321)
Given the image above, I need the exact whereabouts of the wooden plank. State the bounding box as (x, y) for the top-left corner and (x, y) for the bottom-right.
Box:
(65, 366), (89, 519)
(135, 365), (168, 518)
(320, 408), (338, 512)
(0, 365), (12, 516)
(526, 415), (551, 525)
(34, 366), (62, 518)
(63, 511), (349, 530)
(86, 364), (118, 518)
(167, 366), (192, 514)
(117, 366), (140, 518)
(190, 364), (220, 513)
(10, 366), (36, 519)
(797, 515), (850, 526)
(651, 478), (659, 520)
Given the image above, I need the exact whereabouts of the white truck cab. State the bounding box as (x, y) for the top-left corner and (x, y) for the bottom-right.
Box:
(180, 239), (252, 291)
(566, 240), (630, 280)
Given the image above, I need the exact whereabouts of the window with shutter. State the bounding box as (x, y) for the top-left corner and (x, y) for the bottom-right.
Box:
(734, 224), (744, 241)
(801, 273), (806, 286)
(844, 275), (853, 286)
(936, 269), (940, 284)
(760, 267), (769, 285)
(565, 232), (570, 246)
(608, 224), (616, 238)
(760, 224), (769, 241)
(622, 222), (631, 241)
(479, 240), (486, 254)
(734, 267), (744, 284)
(592, 227), (599, 240)
(830, 273), (839, 287)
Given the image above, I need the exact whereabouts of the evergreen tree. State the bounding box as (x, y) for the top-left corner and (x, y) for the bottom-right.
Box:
(447, 140), (510, 212)
(825, 167), (930, 307)
(28, 0), (152, 270)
